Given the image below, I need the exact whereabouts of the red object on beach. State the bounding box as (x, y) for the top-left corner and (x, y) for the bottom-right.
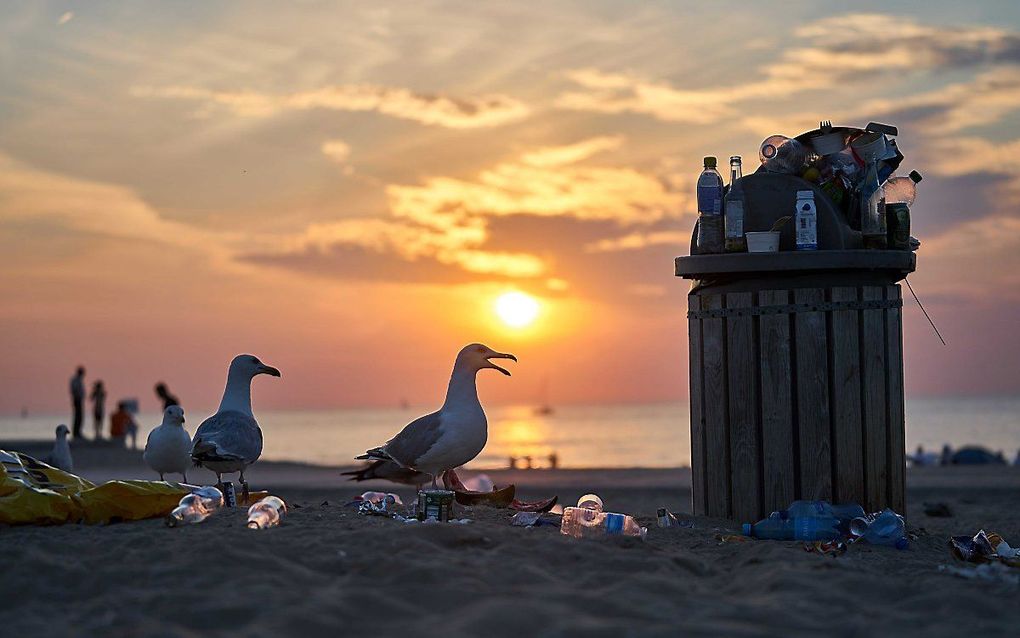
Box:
(442, 469), (556, 510)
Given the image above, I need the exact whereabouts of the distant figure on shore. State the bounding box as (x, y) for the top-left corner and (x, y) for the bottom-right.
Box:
(144, 406), (191, 482)
(548, 452), (559, 469)
(69, 366), (85, 439)
(110, 401), (139, 449)
(909, 445), (938, 467)
(42, 424), (73, 472)
(154, 382), (180, 410)
(523, 455), (533, 470)
(508, 456), (517, 469)
(940, 444), (953, 466)
(90, 380), (107, 440)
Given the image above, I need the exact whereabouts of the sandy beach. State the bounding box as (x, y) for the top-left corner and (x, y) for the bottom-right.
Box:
(1, 441), (1017, 637)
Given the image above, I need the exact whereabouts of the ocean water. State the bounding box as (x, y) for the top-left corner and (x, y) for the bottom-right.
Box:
(2, 398), (1018, 469)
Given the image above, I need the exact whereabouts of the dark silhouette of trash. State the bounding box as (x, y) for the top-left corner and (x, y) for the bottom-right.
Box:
(950, 530), (1020, 566)
(923, 502), (953, 517)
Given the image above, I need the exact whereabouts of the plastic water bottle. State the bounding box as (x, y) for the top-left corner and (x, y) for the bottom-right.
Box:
(560, 494), (647, 539)
(165, 486), (224, 527)
(723, 156), (747, 253)
(247, 495), (287, 529)
(785, 500), (865, 522)
(759, 135), (806, 174)
(696, 156), (724, 254)
(850, 509), (908, 549)
(743, 514), (841, 541)
(883, 170), (922, 205)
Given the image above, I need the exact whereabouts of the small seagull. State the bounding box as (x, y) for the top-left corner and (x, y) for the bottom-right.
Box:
(43, 424), (73, 472)
(358, 343), (515, 489)
(191, 354), (280, 495)
(144, 406), (192, 482)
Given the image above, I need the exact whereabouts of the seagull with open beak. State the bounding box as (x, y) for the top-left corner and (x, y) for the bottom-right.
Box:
(358, 343), (516, 489)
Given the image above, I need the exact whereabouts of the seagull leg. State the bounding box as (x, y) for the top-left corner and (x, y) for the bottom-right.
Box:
(159, 472), (165, 481)
(430, 474), (438, 490)
(239, 470), (250, 505)
(182, 471), (188, 483)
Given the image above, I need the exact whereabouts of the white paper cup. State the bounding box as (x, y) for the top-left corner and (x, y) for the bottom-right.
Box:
(746, 231), (781, 253)
(851, 132), (886, 163)
(811, 132), (845, 156)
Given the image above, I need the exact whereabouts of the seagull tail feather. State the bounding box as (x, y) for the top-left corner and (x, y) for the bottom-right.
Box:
(356, 447), (392, 463)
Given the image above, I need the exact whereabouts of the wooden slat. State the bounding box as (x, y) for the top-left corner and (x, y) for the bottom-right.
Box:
(688, 294), (707, 516)
(758, 290), (794, 513)
(861, 286), (888, 511)
(794, 288), (832, 501)
(701, 294), (730, 518)
(830, 287), (864, 505)
(885, 285), (906, 513)
(726, 292), (759, 522)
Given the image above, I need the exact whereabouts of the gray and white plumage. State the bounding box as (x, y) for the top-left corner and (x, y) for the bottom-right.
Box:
(341, 459), (429, 488)
(358, 343), (515, 487)
(144, 405), (192, 482)
(191, 354), (280, 482)
(43, 424), (73, 473)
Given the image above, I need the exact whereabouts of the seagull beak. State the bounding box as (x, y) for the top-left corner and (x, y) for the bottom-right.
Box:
(258, 364), (282, 377)
(485, 352), (517, 376)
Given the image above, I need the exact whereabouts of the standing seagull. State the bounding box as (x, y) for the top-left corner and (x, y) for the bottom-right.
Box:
(43, 424), (73, 473)
(358, 343), (516, 489)
(144, 405), (192, 482)
(191, 354), (280, 497)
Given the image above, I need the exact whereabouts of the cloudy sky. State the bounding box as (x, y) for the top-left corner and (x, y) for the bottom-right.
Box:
(2, 1), (1019, 413)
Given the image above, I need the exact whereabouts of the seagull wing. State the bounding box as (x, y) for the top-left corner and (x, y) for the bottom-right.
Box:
(191, 410), (263, 466)
(340, 459), (429, 485)
(358, 411), (443, 470)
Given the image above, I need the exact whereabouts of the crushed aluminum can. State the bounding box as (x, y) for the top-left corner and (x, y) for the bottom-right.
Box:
(220, 481), (237, 508)
(357, 493), (399, 517)
(417, 489), (454, 522)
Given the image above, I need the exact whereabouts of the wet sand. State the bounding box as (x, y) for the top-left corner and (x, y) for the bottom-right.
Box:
(2, 441), (1018, 637)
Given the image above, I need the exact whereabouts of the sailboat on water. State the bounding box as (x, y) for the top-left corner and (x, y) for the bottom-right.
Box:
(533, 376), (554, 416)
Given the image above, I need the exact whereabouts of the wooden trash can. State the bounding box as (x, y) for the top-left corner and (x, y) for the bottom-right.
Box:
(676, 250), (916, 522)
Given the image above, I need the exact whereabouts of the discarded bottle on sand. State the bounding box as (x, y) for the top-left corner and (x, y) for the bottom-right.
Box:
(247, 495), (287, 530)
(742, 500), (865, 541)
(166, 486), (224, 527)
(850, 509), (908, 549)
(696, 157), (724, 254)
(561, 493), (647, 540)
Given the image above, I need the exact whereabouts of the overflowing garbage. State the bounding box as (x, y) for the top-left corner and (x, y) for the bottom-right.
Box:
(560, 493), (647, 540)
(695, 121), (922, 255)
(950, 530), (1020, 567)
(742, 500), (908, 549)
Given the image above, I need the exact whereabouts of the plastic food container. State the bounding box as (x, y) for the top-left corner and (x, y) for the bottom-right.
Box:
(811, 132), (845, 156)
(851, 132), (886, 163)
(746, 231), (781, 253)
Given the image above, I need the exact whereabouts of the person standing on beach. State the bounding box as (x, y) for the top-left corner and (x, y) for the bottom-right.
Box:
(90, 380), (107, 440)
(69, 366), (86, 439)
(155, 382), (180, 410)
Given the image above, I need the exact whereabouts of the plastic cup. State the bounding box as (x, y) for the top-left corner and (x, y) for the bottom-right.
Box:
(746, 231), (781, 253)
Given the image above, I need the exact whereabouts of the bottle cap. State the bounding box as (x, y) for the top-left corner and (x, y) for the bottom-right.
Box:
(703, 156), (717, 168)
(909, 170), (923, 183)
(730, 155), (741, 163)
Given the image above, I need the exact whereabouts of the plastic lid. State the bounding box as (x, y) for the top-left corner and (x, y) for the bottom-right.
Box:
(577, 493), (604, 511)
(742, 523), (752, 536)
(703, 156), (717, 168)
(909, 170), (923, 183)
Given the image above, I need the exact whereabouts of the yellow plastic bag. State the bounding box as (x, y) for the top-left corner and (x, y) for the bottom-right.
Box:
(1, 450), (190, 525)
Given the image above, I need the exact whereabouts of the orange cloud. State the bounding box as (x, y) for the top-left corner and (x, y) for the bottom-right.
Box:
(132, 84), (531, 129)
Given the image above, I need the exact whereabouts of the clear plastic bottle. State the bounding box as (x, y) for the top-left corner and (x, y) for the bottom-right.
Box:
(696, 157), (724, 254)
(724, 156), (747, 253)
(883, 170), (922, 205)
(560, 494), (646, 539)
(850, 509), (908, 549)
(247, 495), (287, 529)
(759, 136), (806, 174)
(859, 161), (887, 248)
(165, 486), (224, 527)
(742, 514), (841, 541)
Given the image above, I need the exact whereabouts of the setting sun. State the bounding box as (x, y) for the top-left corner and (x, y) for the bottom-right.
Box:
(494, 291), (540, 328)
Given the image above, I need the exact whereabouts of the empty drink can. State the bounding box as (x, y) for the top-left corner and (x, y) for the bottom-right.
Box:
(221, 481), (237, 508)
(886, 203), (910, 250)
(417, 489), (454, 522)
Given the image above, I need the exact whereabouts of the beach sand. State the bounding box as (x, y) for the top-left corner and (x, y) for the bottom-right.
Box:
(2, 441), (1018, 637)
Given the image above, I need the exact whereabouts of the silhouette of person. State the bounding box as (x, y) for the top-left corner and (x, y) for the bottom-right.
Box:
(90, 380), (107, 440)
(508, 456), (517, 470)
(523, 455), (533, 470)
(110, 401), (139, 449)
(548, 452), (559, 470)
(69, 366), (86, 439)
(154, 382), (180, 410)
(940, 444), (953, 466)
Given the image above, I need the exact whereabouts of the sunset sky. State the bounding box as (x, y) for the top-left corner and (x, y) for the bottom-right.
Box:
(2, 1), (1020, 414)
